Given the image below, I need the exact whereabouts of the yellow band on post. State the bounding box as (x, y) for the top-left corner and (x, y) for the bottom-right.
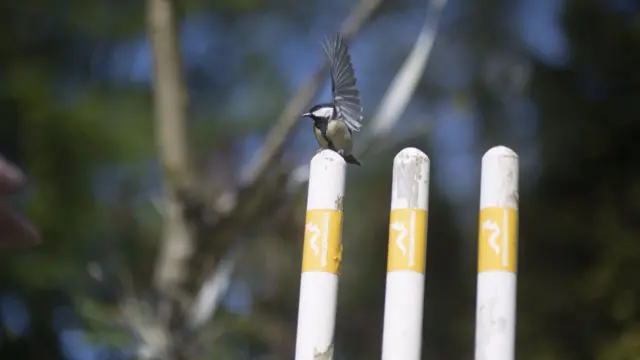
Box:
(478, 207), (518, 273)
(387, 209), (427, 273)
(302, 209), (343, 274)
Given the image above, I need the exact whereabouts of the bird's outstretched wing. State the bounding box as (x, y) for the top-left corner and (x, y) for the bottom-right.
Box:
(322, 33), (363, 132)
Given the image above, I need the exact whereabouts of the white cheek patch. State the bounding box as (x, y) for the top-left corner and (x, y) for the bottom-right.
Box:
(311, 107), (333, 118)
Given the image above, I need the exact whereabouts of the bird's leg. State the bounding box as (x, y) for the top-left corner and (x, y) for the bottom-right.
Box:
(336, 149), (345, 155)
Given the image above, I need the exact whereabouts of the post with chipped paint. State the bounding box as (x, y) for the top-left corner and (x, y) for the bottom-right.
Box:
(295, 149), (346, 360)
(381, 147), (430, 360)
(474, 146), (519, 360)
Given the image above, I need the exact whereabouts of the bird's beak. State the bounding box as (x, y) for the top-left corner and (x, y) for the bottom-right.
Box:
(301, 112), (311, 118)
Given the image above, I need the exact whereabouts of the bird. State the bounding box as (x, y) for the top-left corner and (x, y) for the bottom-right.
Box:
(302, 33), (363, 166)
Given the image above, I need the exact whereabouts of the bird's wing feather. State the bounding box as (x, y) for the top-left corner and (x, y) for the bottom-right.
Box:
(322, 34), (363, 132)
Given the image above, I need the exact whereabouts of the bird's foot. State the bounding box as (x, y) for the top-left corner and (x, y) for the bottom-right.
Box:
(336, 149), (345, 156)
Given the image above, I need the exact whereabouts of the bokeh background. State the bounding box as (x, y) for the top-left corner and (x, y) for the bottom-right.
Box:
(1, 0), (639, 359)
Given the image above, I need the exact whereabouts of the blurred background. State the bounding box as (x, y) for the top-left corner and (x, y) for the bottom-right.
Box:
(1, 0), (639, 359)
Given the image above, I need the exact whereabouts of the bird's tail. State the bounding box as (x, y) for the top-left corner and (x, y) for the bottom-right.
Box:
(343, 154), (361, 166)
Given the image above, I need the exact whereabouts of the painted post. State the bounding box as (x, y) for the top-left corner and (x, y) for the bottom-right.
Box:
(381, 147), (430, 360)
(295, 149), (346, 360)
(474, 146), (519, 360)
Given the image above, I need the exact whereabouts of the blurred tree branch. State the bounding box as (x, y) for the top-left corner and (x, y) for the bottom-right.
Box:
(0, 155), (39, 249)
(146, 0), (196, 357)
(148, 0), (195, 295)
(360, 0), (447, 155)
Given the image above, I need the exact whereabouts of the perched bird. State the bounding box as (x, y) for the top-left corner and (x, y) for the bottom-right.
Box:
(302, 33), (363, 166)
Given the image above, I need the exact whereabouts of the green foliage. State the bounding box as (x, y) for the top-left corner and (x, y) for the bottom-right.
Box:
(77, 297), (134, 348)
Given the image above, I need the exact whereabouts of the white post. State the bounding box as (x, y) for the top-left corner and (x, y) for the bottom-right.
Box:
(295, 150), (346, 360)
(381, 147), (430, 360)
(474, 146), (519, 360)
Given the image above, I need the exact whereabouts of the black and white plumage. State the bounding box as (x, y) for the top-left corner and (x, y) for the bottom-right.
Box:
(302, 33), (363, 166)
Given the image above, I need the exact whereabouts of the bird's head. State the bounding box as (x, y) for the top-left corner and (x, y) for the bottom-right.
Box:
(302, 104), (334, 122)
